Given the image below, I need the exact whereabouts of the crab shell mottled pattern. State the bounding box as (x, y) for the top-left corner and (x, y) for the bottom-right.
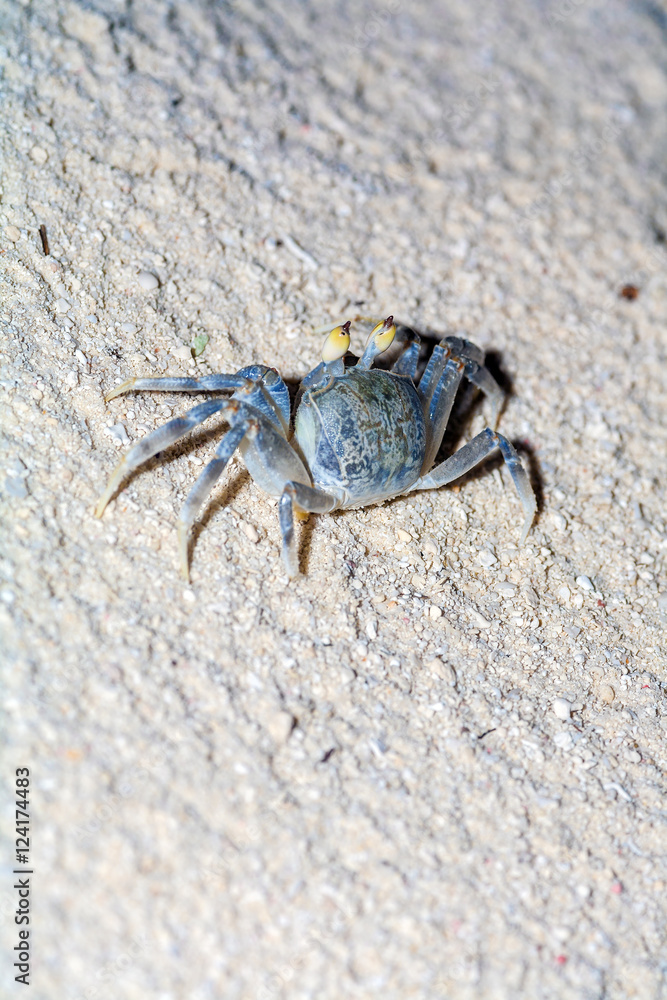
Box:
(295, 368), (426, 508)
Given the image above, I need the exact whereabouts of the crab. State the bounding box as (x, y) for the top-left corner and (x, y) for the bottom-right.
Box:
(96, 316), (536, 580)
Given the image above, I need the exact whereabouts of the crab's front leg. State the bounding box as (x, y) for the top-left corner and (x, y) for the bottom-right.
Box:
(162, 412), (324, 580)
(236, 420), (338, 578)
(176, 415), (336, 579)
(278, 481), (337, 577)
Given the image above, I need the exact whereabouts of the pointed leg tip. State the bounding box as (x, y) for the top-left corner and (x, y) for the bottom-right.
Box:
(94, 493), (112, 518)
(519, 516), (535, 546)
(282, 550), (300, 579)
(179, 548), (191, 583)
(104, 378), (137, 403)
(178, 524), (191, 582)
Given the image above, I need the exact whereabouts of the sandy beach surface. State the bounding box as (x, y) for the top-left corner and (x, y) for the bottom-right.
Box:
(1, 1), (666, 997)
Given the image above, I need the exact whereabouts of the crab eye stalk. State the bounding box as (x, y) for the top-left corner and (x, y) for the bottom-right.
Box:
(321, 321), (351, 370)
(371, 315), (396, 351)
(358, 315), (396, 369)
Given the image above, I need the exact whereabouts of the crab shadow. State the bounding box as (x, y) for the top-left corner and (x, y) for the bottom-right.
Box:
(103, 415), (252, 562)
(188, 465), (252, 568)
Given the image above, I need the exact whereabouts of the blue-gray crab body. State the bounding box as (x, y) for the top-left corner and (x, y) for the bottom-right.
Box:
(295, 367), (426, 508)
(96, 314), (537, 580)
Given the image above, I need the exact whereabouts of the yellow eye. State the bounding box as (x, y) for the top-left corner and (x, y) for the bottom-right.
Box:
(370, 315), (396, 353)
(321, 321), (351, 363)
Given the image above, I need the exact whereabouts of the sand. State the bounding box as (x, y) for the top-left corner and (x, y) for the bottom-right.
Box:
(1, 1), (666, 997)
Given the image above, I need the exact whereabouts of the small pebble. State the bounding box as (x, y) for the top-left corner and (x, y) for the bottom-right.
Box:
(55, 297), (70, 314)
(266, 710), (294, 743)
(599, 683), (615, 704)
(4, 225), (21, 242)
(183, 589), (196, 604)
(576, 575), (594, 591)
(471, 609), (491, 629)
(478, 549), (497, 567)
(496, 582), (517, 596)
(552, 698), (572, 720)
(396, 528), (412, 543)
(0, 588), (16, 604)
(553, 731), (573, 750)
(241, 522), (259, 543)
(426, 658), (456, 684)
(173, 346), (192, 361)
(4, 476), (29, 499)
(6, 458), (26, 477)
(523, 586), (539, 607)
(106, 423), (130, 446)
(550, 512), (567, 531)
(422, 537), (439, 557)
(29, 145), (48, 164)
(428, 605), (443, 619)
(121, 322), (138, 335)
(365, 620), (377, 640)
(137, 271), (159, 291)
(624, 749), (641, 764)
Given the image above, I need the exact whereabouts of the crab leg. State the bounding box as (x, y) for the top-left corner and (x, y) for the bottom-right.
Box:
(279, 482), (337, 577)
(95, 399), (243, 517)
(441, 335), (485, 366)
(181, 413), (317, 579)
(419, 342), (504, 452)
(104, 373), (249, 402)
(461, 361), (504, 429)
(177, 420), (252, 581)
(417, 344), (452, 408)
(417, 427), (536, 543)
(390, 326), (421, 379)
(420, 357), (466, 473)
